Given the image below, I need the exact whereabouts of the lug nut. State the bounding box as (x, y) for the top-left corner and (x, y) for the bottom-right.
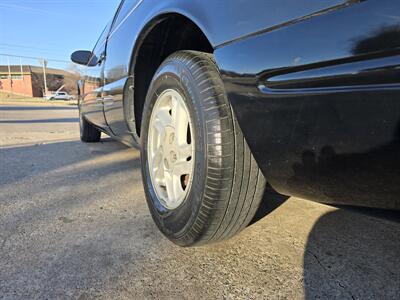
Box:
(170, 151), (177, 163)
(164, 158), (169, 169)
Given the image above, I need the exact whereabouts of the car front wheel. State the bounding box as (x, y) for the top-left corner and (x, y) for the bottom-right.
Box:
(140, 50), (266, 246)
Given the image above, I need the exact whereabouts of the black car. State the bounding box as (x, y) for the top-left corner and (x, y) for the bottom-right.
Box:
(71, 0), (400, 246)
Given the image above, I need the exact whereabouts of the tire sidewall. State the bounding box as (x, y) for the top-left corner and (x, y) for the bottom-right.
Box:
(140, 60), (207, 243)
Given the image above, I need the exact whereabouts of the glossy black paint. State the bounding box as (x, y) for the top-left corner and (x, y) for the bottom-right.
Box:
(76, 0), (400, 209)
(215, 0), (400, 209)
(80, 21), (111, 129)
(99, 0), (348, 142)
(70, 50), (94, 66)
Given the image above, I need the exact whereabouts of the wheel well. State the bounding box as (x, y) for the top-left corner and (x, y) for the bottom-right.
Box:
(132, 14), (213, 136)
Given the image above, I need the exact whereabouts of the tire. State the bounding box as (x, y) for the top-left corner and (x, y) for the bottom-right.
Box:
(79, 108), (101, 143)
(140, 50), (266, 246)
(49, 97), (54, 100)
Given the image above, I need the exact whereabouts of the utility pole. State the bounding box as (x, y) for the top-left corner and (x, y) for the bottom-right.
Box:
(41, 58), (48, 97)
(7, 56), (13, 93)
(20, 57), (23, 80)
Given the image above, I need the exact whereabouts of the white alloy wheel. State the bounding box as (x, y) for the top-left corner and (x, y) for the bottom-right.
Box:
(147, 89), (194, 209)
(141, 51), (266, 246)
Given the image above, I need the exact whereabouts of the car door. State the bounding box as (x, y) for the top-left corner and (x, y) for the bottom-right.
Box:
(103, 0), (141, 142)
(80, 22), (111, 128)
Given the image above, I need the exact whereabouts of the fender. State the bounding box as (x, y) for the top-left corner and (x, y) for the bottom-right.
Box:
(106, 0), (349, 83)
(103, 0), (348, 143)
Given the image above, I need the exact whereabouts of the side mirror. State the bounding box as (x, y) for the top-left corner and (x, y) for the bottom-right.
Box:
(71, 50), (96, 66)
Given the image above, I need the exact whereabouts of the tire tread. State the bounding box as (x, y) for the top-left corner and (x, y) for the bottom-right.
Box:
(163, 51), (266, 245)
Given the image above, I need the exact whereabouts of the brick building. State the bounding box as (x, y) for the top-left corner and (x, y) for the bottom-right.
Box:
(0, 65), (77, 97)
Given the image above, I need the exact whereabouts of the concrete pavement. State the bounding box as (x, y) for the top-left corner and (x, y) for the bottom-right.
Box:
(0, 103), (399, 299)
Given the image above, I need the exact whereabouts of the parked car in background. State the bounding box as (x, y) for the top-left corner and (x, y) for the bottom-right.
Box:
(71, 0), (400, 246)
(46, 91), (74, 100)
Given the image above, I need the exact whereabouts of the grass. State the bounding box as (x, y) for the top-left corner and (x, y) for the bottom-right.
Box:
(0, 91), (77, 105)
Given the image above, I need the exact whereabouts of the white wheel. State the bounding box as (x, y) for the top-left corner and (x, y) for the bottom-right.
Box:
(140, 51), (266, 246)
(147, 89), (194, 209)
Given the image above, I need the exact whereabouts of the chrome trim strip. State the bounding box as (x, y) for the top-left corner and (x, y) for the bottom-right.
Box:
(102, 76), (128, 94)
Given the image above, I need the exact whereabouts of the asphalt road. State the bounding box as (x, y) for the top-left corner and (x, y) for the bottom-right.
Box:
(0, 103), (399, 300)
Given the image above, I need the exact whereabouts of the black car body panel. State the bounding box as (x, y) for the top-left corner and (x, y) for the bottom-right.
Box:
(101, 0), (347, 140)
(215, 0), (400, 209)
(77, 0), (400, 209)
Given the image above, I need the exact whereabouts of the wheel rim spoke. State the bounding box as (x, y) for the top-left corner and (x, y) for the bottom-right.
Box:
(153, 149), (165, 186)
(177, 143), (192, 160)
(164, 171), (176, 202)
(171, 95), (189, 145)
(153, 110), (171, 143)
(172, 172), (186, 203)
(173, 160), (192, 178)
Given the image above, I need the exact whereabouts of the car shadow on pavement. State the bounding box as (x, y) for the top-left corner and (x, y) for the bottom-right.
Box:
(249, 185), (400, 298)
(303, 207), (400, 299)
(0, 139), (134, 187)
(250, 185), (289, 225)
